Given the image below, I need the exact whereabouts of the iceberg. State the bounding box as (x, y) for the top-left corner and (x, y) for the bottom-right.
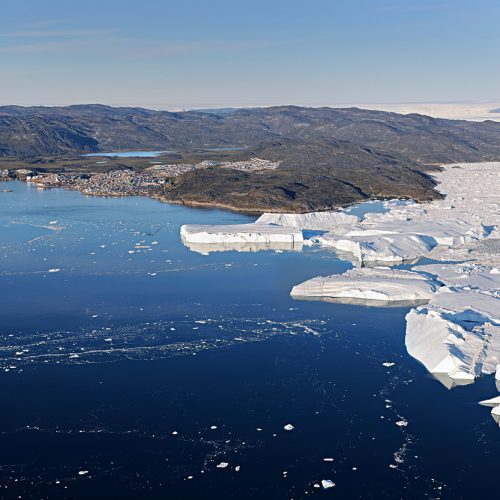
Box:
(180, 223), (303, 245)
(255, 211), (359, 230)
(314, 217), (489, 264)
(405, 288), (500, 382)
(291, 268), (439, 305)
(316, 232), (435, 263)
(479, 395), (500, 427)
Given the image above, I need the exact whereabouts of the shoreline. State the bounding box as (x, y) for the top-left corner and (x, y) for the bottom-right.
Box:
(1, 169), (438, 216)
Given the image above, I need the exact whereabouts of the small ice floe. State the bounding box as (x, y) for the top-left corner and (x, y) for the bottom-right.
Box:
(78, 470), (89, 476)
(382, 362), (396, 367)
(478, 395), (500, 407)
(395, 419), (408, 427)
(49, 220), (58, 225)
(216, 462), (229, 469)
(283, 424), (295, 431)
(235, 465), (241, 472)
(171, 431), (178, 435)
(321, 479), (335, 489)
(91, 315), (99, 318)
(152, 241), (159, 245)
(48, 268), (60, 273)
(323, 458), (334, 462)
(479, 395), (500, 426)
(210, 425), (218, 430)
(69, 354), (79, 359)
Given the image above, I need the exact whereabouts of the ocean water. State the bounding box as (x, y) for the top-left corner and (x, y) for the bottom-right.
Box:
(0, 181), (498, 499)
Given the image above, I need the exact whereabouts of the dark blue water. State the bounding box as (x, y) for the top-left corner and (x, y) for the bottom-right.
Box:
(0, 181), (498, 499)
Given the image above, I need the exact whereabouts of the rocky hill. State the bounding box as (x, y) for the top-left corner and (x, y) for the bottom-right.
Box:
(2, 104), (500, 163)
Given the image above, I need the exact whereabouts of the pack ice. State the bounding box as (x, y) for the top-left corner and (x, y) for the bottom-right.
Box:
(180, 162), (499, 424)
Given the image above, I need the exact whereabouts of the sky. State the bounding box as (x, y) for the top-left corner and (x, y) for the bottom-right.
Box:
(1, 0), (500, 110)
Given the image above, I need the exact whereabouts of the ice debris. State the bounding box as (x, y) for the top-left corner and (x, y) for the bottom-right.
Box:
(321, 479), (335, 489)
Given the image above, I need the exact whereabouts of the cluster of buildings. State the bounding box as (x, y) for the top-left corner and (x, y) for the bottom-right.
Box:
(1, 157), (282, 196)
(144, 157), (281, 178)
(26, 170), (166, 196)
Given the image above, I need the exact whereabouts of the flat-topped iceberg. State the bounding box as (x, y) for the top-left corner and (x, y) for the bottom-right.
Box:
(291, 268), (439, 305)
(255, 211), (359, 230)
(316, 232), (435, 263)
(180, 223), (304, 245)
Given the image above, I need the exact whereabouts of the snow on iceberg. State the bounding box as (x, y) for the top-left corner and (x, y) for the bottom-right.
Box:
(291, 268), (440, 305)
(413, 263), (500, 296)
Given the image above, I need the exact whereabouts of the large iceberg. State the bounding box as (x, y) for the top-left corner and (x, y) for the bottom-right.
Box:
(316, 232), (435, 263)
(313, 217), (489, 264)
(180, 223), (304, 245)
(405, 288), (500, 383)
(255, 211), (359, 230)
(291, 268), (440, 305)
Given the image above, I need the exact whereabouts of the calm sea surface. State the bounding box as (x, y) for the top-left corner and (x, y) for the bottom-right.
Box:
(0, 181), (498, 499)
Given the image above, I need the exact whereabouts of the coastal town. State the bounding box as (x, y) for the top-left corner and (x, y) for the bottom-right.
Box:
(0, 157), (281, 197)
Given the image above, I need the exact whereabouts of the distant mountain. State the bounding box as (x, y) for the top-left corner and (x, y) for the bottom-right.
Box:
(2, 104), (500, 163)
(490, 108), (500, 114)
(3, 104), (500, 211)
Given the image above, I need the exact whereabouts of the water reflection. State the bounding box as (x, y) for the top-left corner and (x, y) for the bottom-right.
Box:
(181, 237), (304, 255)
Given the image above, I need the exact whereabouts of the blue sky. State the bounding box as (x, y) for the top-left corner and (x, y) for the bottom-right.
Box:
(1, 0), (499, 108)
